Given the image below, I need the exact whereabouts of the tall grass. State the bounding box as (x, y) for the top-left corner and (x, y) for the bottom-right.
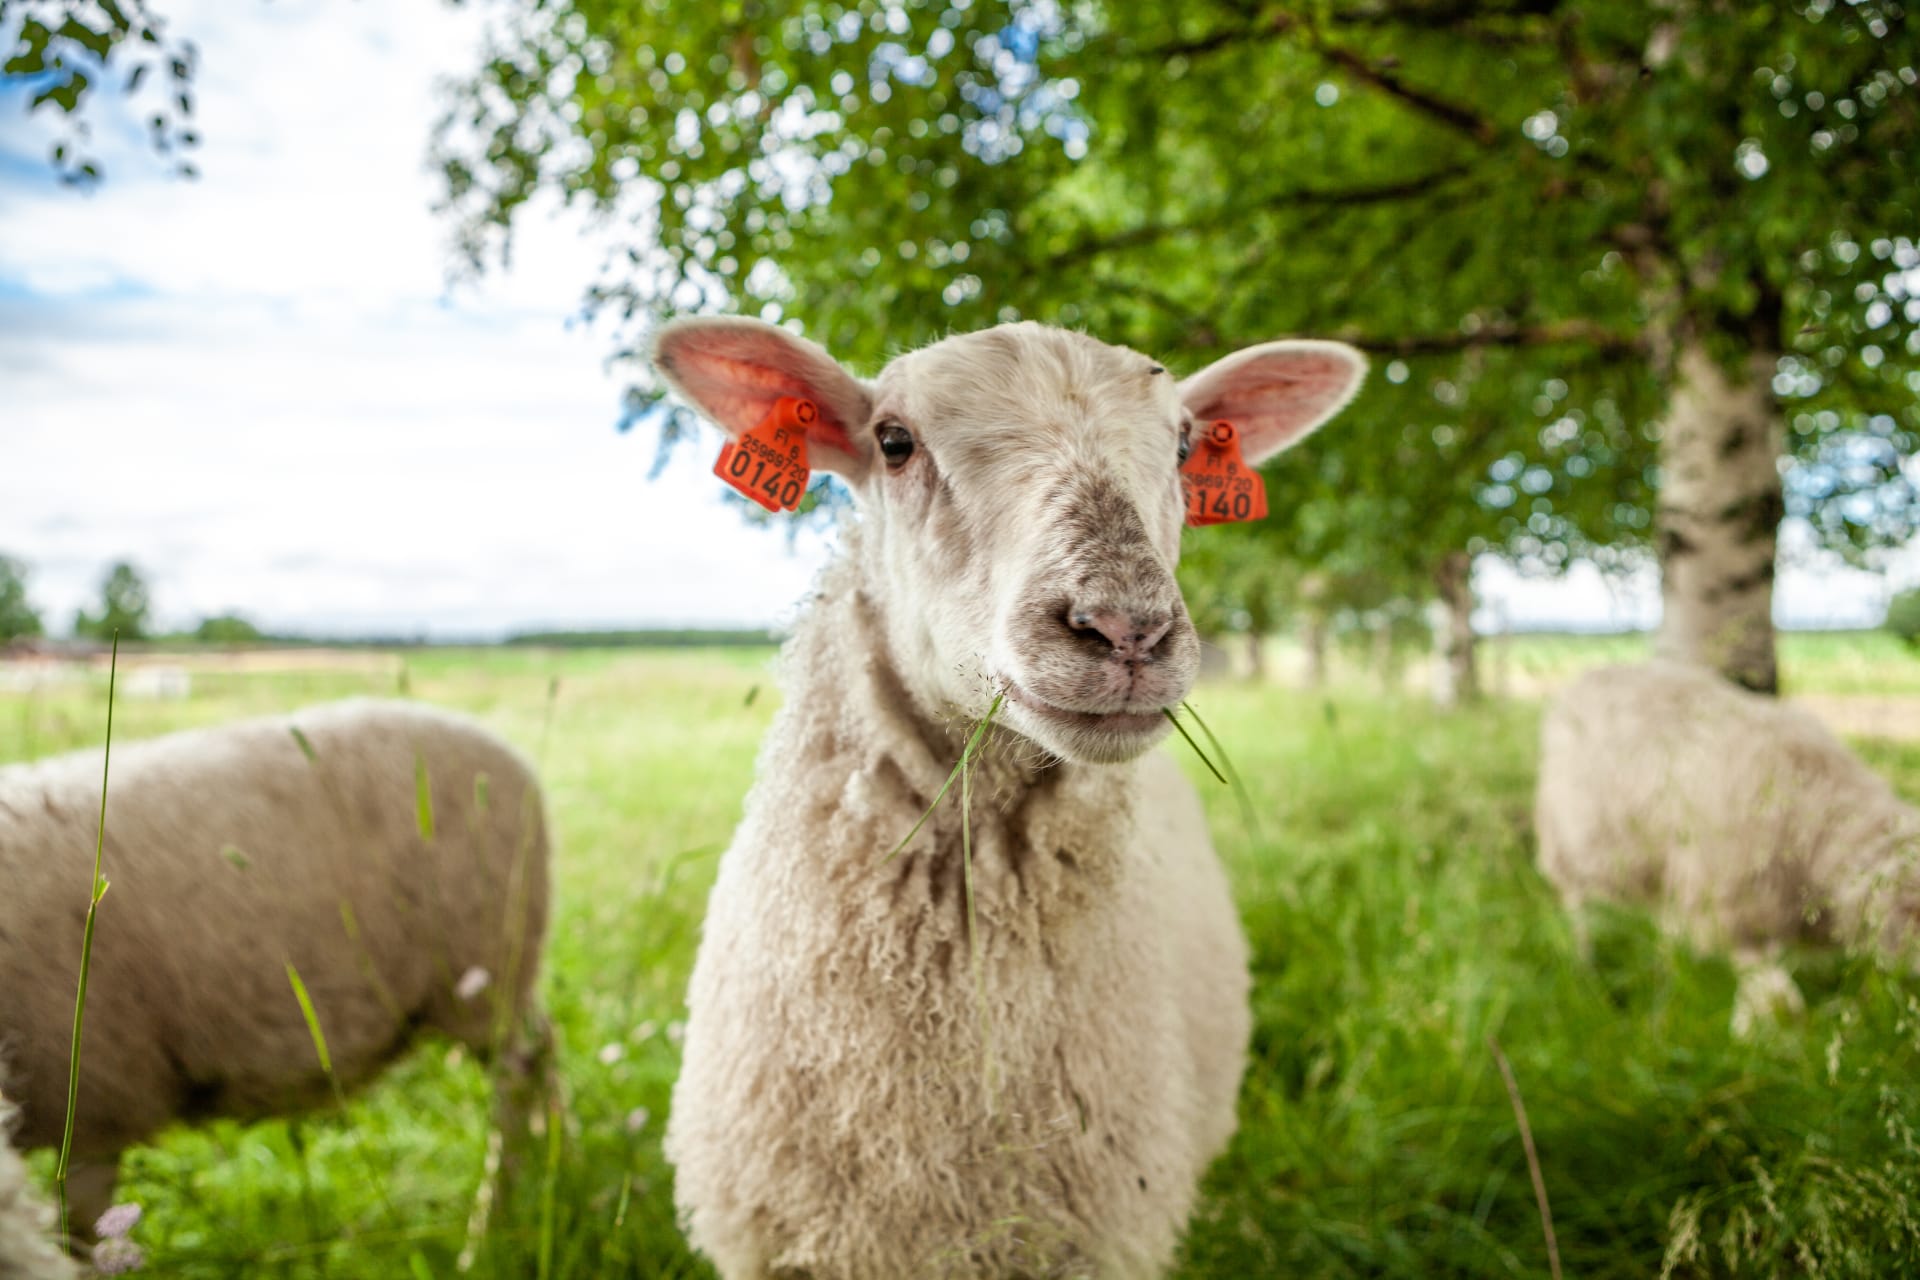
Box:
(3, 639), (1919, 1277)
(53, 633), (118, 1245)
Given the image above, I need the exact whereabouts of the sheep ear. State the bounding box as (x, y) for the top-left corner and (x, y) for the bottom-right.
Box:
(650, 317), (874, 480)
(1178, 340), (1366, 465)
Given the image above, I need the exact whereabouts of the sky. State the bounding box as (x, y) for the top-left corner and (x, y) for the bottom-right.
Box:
(0, 0), (834, 639)
(0, 1), (1910, 639)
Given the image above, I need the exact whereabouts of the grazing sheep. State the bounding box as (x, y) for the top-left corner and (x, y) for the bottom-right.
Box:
(0, 700), (551, 1238)
(654, 317), (1364, 1277)
(1536, 660), (1920, 1031)
(0, 1102), (76, 1280)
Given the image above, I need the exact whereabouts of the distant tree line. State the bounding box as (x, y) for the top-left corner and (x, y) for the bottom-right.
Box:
(1, 555), (162, 643)
(0, 555), (780, 649)
(504, 628), (781, 648)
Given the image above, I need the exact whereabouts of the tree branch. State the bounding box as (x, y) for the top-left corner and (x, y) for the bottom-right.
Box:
(1333, 320), (1645, 356)
(1328, 0), (1567, 29)
(1121, 12), (1502, 146)
(1318, 44), (1499, 144)
(1046, 165), (1474, 268)
(1135, 11), (1296, 60)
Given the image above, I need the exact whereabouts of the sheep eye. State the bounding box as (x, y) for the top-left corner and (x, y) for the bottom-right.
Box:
(876, 422), (916, 467)
(1176, 423), (1193, 466)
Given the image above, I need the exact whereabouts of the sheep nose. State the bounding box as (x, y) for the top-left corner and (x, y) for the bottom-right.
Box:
(1067, 608), (1174, 662)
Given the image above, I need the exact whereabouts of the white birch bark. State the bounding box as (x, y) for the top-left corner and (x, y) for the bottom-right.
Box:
(1654, 343), (1783, 693)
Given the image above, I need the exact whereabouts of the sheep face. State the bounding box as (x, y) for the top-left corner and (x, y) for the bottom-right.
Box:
(652, 318), (1363, 764)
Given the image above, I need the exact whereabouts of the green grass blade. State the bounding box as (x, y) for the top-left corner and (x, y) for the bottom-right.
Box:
(54, 631), (119, 1245)
(879, 693), (1003, 865)
(289, 725), (317, 762)
(538, 676), (561, 769)
(1182, 700), (1261, 839)
(1163, 706), (1227, 785)
(537, 1092), (563, 1280)
(287, 960), (401, 1226)
(285, 961), (333, 1076)
(414, 751), (436, 841)
(613, 1171), (633, 1230)
(960, 734), (1000, 1110)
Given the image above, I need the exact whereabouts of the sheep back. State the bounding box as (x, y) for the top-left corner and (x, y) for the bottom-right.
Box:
(0, 700), (550, 1161)
(1535, 660), (1916, 954)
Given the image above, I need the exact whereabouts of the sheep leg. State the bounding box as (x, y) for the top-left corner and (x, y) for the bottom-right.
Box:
(59, 1158), (119, 1248)
(458, 1008), (559, 1272)
(1562, 894), (1594, 964)
(498, 1006), (561, 1186)
(1730, 948), (1805, 1039)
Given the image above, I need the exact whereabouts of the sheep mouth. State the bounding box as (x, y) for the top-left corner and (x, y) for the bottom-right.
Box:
(997, 680), (1169, 737)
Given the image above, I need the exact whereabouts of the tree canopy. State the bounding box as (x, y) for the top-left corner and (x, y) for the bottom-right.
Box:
(0, 553), (44, 643)
(437, 0), (1917, 592)
(72, 559), (153, 640)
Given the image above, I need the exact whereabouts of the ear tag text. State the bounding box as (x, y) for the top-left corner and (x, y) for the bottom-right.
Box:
(1181, 420), (1268, 526)
(715, 396), (814, 513)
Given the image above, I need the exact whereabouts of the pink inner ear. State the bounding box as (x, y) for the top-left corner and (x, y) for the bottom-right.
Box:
(1183, 342), (1364, 464)
(680, 351), (857, 456)
(1196, 353), (1354, 428)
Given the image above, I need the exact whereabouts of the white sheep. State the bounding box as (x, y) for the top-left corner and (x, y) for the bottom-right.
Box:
(0, 699), (552, 1239)
(0, 1102), (76, 1280)
(654, 317), (1365, 1277)
(1535, 660), (1920, 1032)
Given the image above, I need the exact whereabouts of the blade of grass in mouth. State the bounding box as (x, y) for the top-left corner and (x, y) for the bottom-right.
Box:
(1180, 699), (1261, 840)
(1163, 706), (1228, 785)
(879, 693), (1004, 865)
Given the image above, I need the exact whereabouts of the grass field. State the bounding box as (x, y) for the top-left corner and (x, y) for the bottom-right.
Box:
(5, 635), (1920, 1278)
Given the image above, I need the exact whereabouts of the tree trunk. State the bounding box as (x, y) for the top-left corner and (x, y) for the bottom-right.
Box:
(1490, 599), (1511, 698)
(1302, 612), (1328, 687)
(1245, 628), (1267, 682)
(1371, 616), (1394, 692)
(1431, 550), (1479, 706)
(1654, 342), (1783, 694)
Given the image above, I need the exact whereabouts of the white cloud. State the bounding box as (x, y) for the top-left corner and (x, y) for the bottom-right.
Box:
(0, 0), (834, 638)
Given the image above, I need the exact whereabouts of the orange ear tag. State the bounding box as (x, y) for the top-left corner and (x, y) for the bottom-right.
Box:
(1181, 420), (1268, 526)
(715, 397), (814, 513)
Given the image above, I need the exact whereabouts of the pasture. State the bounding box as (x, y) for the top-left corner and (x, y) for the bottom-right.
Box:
(6, 635), (1920, 1278)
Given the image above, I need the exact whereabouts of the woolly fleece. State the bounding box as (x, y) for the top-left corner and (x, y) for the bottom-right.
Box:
(0, 700), (550, 1231)
(1536, 660), (1920, 958)
(664, 541), (1251, 1279)
(0, 1103), (74, 1280)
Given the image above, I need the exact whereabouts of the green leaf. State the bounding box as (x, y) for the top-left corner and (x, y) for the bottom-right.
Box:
(55, 17), (113, 60)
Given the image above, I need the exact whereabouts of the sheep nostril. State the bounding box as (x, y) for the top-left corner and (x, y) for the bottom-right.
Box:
(1063, 608), (1172, 661)
(1136, 616), (1173, 655)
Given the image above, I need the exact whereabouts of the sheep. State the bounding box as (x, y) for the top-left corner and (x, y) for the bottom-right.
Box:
(0, 1102), (76, 1280)
(0, 699), (552, 1241)
(1535, 659), (1920, 1033)
(653, 317), (1365, 1278)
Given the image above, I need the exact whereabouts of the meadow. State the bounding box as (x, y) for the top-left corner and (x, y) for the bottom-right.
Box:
(5, 633), (1920, 1278)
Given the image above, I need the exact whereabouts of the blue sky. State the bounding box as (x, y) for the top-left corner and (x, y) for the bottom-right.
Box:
(0, 1), (1906, 637)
